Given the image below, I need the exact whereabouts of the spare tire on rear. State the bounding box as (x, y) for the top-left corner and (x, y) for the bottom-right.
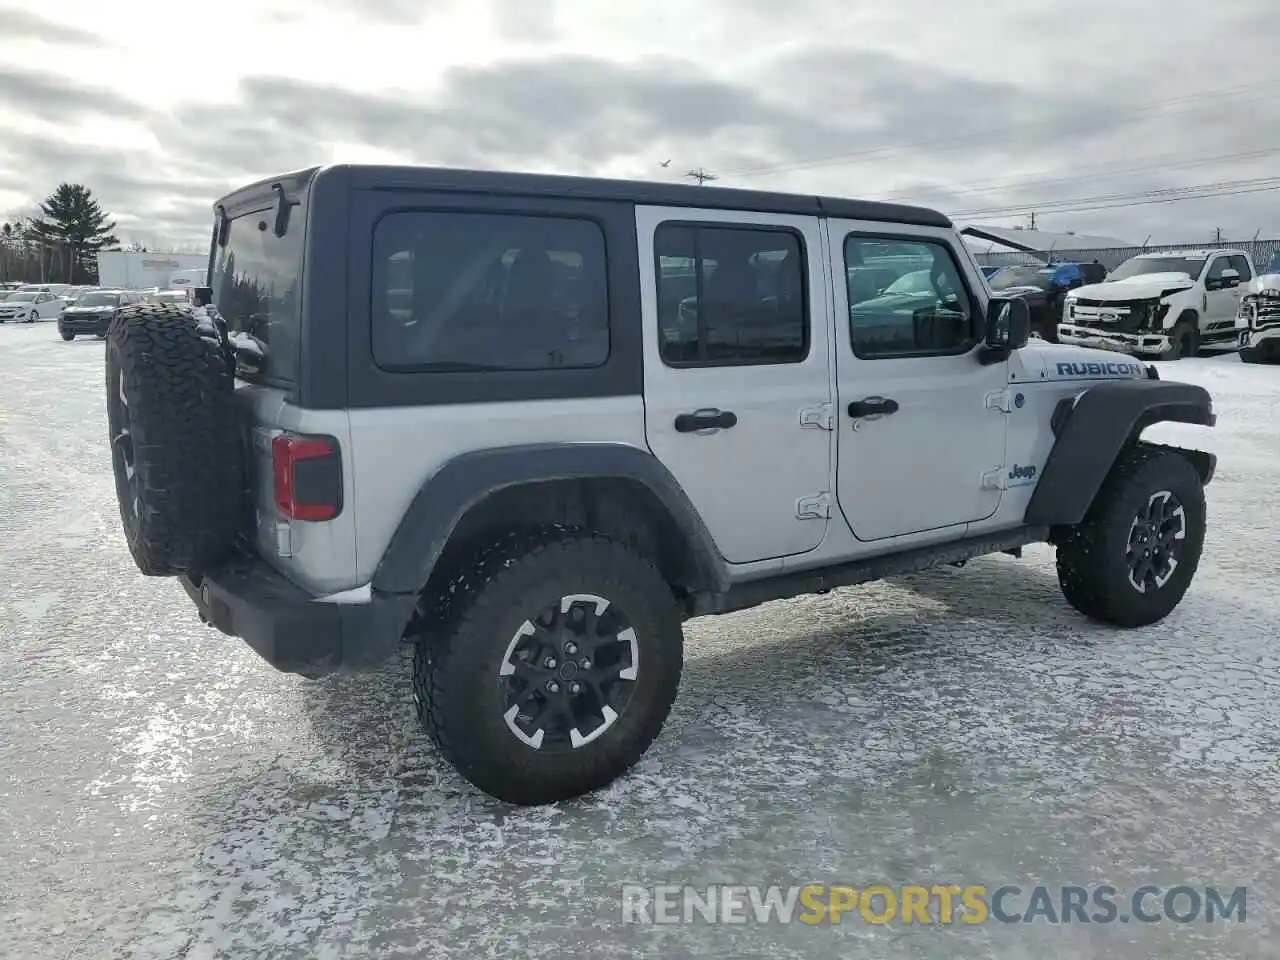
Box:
(105, 302), (243, 576)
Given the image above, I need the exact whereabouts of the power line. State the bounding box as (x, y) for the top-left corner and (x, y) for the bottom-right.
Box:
(950, 176), (1280, 219)
(717, 79), (1280, 180)
(952, 175), (1280, 216)
(877, 145), (1280, 205)
(998, 182), (1280, 218)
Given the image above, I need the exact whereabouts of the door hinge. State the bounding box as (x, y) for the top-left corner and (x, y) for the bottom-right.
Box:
(799, 402), (834, 430)
(796, 492), (832, 519)
(981, 467), (1006, 491)
(985, 389), (1015, 414)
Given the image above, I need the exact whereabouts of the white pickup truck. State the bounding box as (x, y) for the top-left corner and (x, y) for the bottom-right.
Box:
(1238, 272), (1280, 364)
(1058, 248), (1253, 359)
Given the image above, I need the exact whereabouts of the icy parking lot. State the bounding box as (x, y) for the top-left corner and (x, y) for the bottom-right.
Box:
(2, 321), (1279, 959)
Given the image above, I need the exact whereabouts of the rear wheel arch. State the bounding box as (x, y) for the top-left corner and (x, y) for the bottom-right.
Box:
(372, 444), (730, 608)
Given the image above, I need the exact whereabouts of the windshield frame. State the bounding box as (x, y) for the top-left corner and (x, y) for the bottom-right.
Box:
(1110, 256), (1206, 282)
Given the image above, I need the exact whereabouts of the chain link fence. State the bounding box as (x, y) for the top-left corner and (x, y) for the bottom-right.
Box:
(973, 239), (1280, 273)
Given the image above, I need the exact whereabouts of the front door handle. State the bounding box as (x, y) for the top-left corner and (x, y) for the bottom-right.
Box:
(847, 397), (899, 418)
(675, 409), (738, 432)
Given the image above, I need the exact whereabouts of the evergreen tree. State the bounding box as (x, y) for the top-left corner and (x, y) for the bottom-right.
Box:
(28, 184), (119, 283)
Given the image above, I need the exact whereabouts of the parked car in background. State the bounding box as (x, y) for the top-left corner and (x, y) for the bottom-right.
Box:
(1238, 271), (1280, 364)
(1059, 249), (1253, 358)
(58, 289), (141, 340)
(980, 264), (1003, 279)
(0, 290), (67, 323)
(986, 261), (1105, 341)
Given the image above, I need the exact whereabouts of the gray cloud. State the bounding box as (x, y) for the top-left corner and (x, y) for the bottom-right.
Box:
(156, 53), (841, 187)
(492, 0), (558, 43)
(2, 0), (1278, 249)
(0, 67), (148, 122)
(0, 9), (99, 46)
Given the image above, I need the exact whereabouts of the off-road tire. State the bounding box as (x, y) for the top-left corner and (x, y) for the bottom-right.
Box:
(104, 302), (242, 576)
(413, 529), (684, 805)
(1164, 318), (1198, 360)
(1055, 445), (1205, 627)
(60, 329), (75, 341)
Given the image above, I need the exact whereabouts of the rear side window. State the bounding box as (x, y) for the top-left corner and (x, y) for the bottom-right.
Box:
(653, 223), (808, 366)
(371, 211), (609, 372)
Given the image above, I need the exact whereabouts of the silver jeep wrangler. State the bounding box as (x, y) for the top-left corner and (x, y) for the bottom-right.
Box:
(104, 165), (1217, 805)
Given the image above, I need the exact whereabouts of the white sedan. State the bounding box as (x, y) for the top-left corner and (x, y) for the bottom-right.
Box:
(0, 291), (67, 323)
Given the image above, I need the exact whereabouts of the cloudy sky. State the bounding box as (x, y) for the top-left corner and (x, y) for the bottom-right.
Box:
(1, 0), (1277, 251)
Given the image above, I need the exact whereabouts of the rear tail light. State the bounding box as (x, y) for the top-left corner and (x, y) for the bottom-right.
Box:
(272, 433), (342, 521)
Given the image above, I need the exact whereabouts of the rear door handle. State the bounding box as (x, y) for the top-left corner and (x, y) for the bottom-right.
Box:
(674, 409), (738, 432)
(847, 397), (899, 418)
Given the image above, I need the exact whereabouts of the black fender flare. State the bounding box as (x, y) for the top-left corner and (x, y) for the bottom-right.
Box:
(371, 442), (729, 596)
(1025, 379), (1216, 527)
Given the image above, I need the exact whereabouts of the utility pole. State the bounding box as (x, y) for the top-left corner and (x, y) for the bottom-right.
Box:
(1028, 211), (1036, 231)
(685, 168), (718, 186)
(1214, 226), (1222, 243)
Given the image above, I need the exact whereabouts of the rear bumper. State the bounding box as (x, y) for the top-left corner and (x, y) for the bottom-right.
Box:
(180, 553), (417, 678)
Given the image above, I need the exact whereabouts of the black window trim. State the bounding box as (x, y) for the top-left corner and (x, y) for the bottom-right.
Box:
(653, 219), (811, 370)
(333, 187), (643, 410)
(1228, 253), (1253, 281)
(843, 229), (982, 362)
(368, 207), (613, 376)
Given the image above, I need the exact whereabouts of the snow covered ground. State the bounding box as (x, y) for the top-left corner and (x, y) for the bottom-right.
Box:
(1, 321), (1278, 959)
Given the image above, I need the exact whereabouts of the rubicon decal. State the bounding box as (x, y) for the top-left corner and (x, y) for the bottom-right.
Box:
(1055, 361), (1145, 378)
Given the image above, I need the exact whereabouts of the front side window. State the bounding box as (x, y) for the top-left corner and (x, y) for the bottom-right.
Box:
(1204, 256), (1234, 289)
(654, 223), (808, 366)
(845, 236), (976, 359)
(371, 211), (609, 372)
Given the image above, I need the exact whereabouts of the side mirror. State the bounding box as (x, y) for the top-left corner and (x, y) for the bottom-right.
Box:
(1220, 268), (1240, 288)
(984, 295), (1031, 351)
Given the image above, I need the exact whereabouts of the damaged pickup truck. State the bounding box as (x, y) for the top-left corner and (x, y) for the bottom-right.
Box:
(1058, 249), (1252, 359)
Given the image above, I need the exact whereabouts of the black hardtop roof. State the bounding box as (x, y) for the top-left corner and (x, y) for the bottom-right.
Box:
(216, 163), (953, 229)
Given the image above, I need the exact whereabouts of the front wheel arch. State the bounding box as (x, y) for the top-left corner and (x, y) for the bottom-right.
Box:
(1026, 380), (1215, 528)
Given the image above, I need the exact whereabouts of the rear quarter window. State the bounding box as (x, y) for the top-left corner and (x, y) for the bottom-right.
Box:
(369, 211), (610, 372)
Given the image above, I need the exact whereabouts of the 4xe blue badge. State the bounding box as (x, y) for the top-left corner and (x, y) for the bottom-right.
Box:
(1007, 464), (1038, 487)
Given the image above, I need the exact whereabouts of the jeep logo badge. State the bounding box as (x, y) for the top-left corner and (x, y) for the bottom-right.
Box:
(1008, 464), (1037, 485)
